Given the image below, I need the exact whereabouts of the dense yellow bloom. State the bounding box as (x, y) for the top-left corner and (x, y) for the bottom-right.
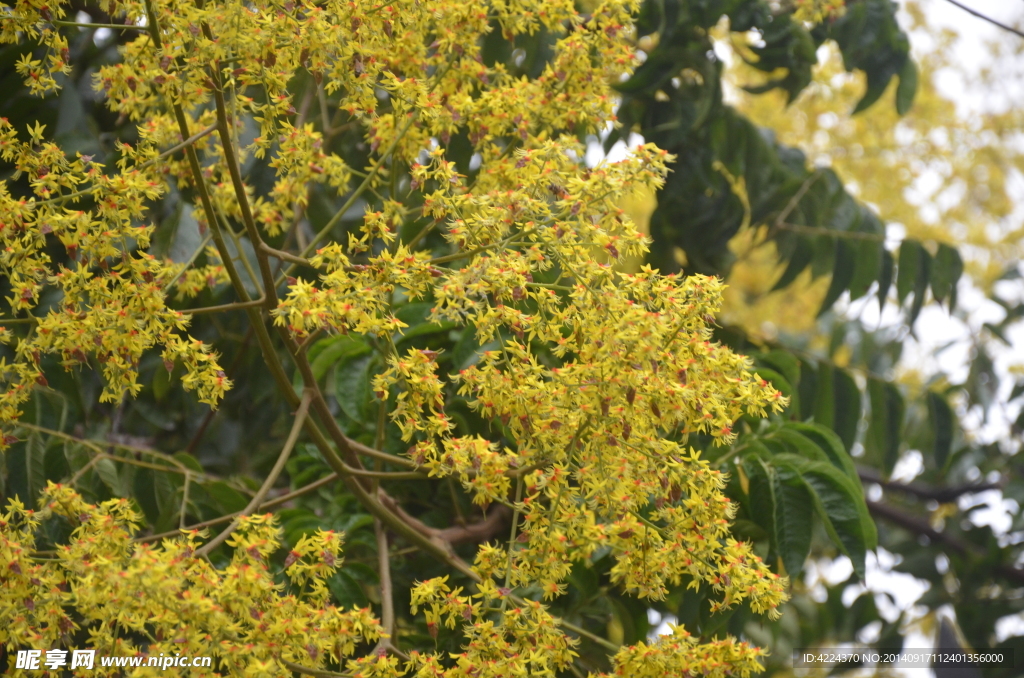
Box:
(1, 0), (794, 673)
(1, 484), (381, 677)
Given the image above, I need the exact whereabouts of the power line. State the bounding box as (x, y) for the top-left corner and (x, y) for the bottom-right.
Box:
(942, 0), (1024, 40)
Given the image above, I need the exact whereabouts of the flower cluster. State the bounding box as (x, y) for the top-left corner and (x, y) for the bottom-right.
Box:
(793, 0), (846, 24)
(1, 484), (382, 677)
(0, 119), (230, 435)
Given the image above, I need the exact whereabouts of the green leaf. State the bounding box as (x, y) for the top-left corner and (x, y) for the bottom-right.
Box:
(743, 455), (813, 577)
(775, 453), (874, 577)
(877, 248), (894, 310)
(813, 361), (834, 430)
(818, 239), (855, 316)
(329, 570), (370, 608)
(309, 336), (371, 382)
(165, 202), (204, 264)
(394, 302), (457, 345)
(895, 57), (918, 115)
(896, 240), (923, 304)
(205, 480), (249, 514)
(866, 378), (904, 476)
(396, 318), (459, 345)
(908, 245), (932, 326)
(852, 73), (890, 115)
(772, 239), (813, 291)
(785, 422), (858, 483)
(926, 391), (954, 470)
(335, 353), (375, 426)
(173, 452), (205, 474)
(44, 438), (70, 483)
(769, 427), (832, 466)
(96, 457), (125, 497)
(848, 239), (883, 302)
(25, 433), (46, 500)
(832, 367), (861, 452)
(930, 243), (963, 310)
(63, 441), (90, 473)
(758, 350), (801, 390)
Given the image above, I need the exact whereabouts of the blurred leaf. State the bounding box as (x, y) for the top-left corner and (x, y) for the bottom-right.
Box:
(848, 239), (883, 301)
(866, 378), (904, 476)
(205, 480), (249, 514)
(832, 367), (861, 452)
(926, 391), (954, 470)
(309, 335), (370, 382)
(877, 247), (894, 310)
(26, 433), (47, 500)
(785, 422), (858, 482)
(335, 353), (375, 426)
(96, 457), (125, 497)
(931, 242), (963, 311)
(896, 240), (923, 304)
(818, 239), (855, 316)
(895, 57), (918, 116)
(813, 362), (834, 430)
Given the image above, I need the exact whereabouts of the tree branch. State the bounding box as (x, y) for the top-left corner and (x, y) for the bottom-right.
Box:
(374, 518), (395, 646)
(866, 500), (1024, 585)
(941, 0), (1024, 40)
(196, 390), (312, 556)
(858, 467), (1004, 503)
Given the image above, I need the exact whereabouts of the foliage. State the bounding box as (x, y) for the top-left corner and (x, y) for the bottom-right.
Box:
(710, 4), (1024, 675)
(2, 0), (1021, 675)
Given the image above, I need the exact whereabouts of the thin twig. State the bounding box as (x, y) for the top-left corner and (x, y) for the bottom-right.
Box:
(775, 222), (886, 242)
(136, 471), (341, 543)
(181, 296), (266, 315)
(195, 390), (312, 556)
(941, 0), (1024, 40)
(280, 659), (349, 678)
(374, 519), (396, 645)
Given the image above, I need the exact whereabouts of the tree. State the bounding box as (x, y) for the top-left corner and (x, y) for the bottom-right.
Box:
(1, 0), (1019, 676)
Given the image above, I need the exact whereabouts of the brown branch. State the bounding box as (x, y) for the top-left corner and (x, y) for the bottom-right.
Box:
(136, 471), (342, 543)
(195, 390), (312, 556)
(941, 0), (1024, 40)
(866, 500), (1024, 585)
(280, 659), (349, 678)
(181, 296), (266, 315)
(775, 222), (886, 242)
(374, 518), (395, 645)
(259, 242), (311, 267)
(858, 468), (1004, 504)
(438, 504), (513, 546)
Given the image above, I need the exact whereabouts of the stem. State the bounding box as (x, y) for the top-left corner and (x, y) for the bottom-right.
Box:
(182, 296), (266, 315)
(500, 476), (525, 611)
(52, 20), (145, 30)
(280, 659), (350, 678)
(179, 472), (191, 530)
(260, 241), (311, 267)
(375, 519), (396, 643)
(209, 68), (280, 309)
(775, 222), (886, 242)
(278, 113), (421, 287)
(137, 471), (341, 543)
(196, 390), (312, 556)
